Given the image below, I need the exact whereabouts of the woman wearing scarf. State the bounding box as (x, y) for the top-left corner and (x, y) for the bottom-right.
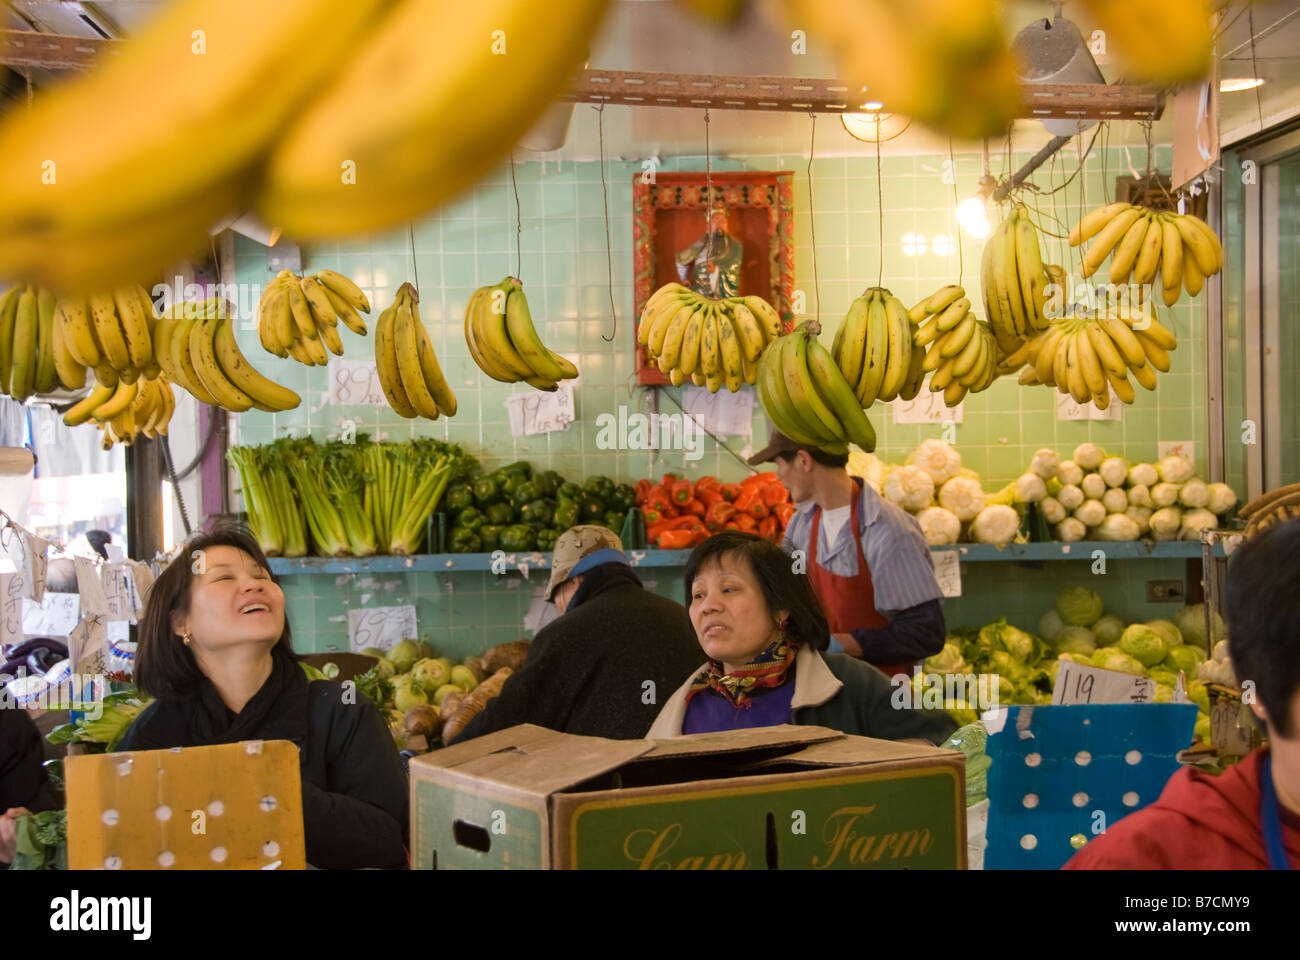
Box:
(115, 524), (407, 869)
(648, 532), (956, 743)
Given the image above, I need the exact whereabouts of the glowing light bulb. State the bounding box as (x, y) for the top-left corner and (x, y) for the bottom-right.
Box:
(957, 196), (991, 240)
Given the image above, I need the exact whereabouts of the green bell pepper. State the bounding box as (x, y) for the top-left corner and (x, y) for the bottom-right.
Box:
(456, 506), (486, 531)
(444, 482), (475, 513)
(553, 496), (581, 530)
(498, 472), (529, 501)
(521, 498), (556, 526)
(448, 527), (482, 554)
(500, 524), (537, 552)
(558, 481), (583, 501)
(485, 501), (514, 526)
(472, 475), (501, 507)
(512, 479), (543, 508)
(584, 475), (615, 502)
(478, 524), (503, 552)
(610, 483), (636, 513)
(580, 492), (605, 521)
(603, 511), (627, 533)
(534, 470), (561, 498)
(537, 528), (560, 551)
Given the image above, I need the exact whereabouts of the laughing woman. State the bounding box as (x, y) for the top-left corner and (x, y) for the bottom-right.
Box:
(115, 524), (408, 869)
(649, 532), (956, 743)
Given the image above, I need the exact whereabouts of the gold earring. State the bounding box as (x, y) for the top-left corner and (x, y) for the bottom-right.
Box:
(182, 633), (192, 646)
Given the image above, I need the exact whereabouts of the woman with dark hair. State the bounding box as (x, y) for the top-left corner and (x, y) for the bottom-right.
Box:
(115, 523), (408, 869)
(648, 532), (956, 743)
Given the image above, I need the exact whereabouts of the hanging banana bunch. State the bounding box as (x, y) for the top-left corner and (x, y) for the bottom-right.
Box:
(465, 278), (578, 392)
(980, 205), (1058, 348)
(908, 285), (999, 407)
(0, 286), (81, 400)
(152, 297), (300, 413)
(374, 282), (457, 420)
(758, 320), (876, 453)
(1070, 202), (1223, 307)
(831, 287), (920, 408)
(63, 372), (176, 447)
(638, 283), (781, 392)
(47, 283), (161, 392)
(1015, 296), (1179, 409)
(256, 269), (370, 365)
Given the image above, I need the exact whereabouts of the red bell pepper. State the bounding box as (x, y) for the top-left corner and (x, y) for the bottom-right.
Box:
(658, 529), (696, 550)
(723, 522), (741, 531)
(733, 513), (758, 532)
(670, 478), (694, 505)
(667, 516), (704, 531)
(705, 501), (736, 531)
(733, 486), (768, 520)
(696, 487), (724, 509)
(682, 498), (706, 517)
(759, 515), (779, 540)
(695, 476), (721, 498)
(720, 483), (742, 502)
(761, 482), (790, 507)
(634, 479), (652, 506)
(661, 473), (679, 490)
(646, 520), (671, 542)
(689, 529), (711, 547)
(774, 502), (796, 527)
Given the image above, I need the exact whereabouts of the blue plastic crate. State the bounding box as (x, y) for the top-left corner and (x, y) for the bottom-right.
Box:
(983, 703), (1197, 870)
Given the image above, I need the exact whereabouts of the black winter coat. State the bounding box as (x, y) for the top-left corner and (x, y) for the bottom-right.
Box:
(456, 563), (702, 742)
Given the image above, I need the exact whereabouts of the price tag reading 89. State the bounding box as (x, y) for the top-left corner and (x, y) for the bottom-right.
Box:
(329, 359), (387, 406)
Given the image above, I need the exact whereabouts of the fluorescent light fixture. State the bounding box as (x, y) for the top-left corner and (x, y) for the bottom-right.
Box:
(1220, 77), (1264, 92)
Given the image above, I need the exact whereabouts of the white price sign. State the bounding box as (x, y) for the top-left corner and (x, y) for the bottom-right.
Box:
(1056, 390), (1121, 421)
(682, 385), (754, 437)
(22, 592), (80, 637)
(0, 572), (26, 647)
(328, 357), (388, 406)
(74, 558), (110, 617)
(892, 385), (962, 424)
(347, 604), (417, 653)
(1051, 659), (1157, 705)
(100, 563), (138, 624)
(930, 549), (962, 597)
(505, 381), (576, 437)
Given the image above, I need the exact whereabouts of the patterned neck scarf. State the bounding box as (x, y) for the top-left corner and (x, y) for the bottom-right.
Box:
(685, 634), (800, 708)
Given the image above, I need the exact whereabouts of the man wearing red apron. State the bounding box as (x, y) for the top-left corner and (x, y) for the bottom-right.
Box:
(749, 428), (946, 679)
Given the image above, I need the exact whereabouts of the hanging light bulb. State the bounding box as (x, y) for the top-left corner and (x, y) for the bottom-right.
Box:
(957, 196), (991, 240)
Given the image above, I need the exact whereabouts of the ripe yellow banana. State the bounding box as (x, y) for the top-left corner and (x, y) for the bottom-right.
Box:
(678, 305), (706, 377)
(1082, 206), (1144, 278)
(730, 302), (766, 363)
(657, 302), (696, 372)
(924, 284), (965, 316)
(286, 281), (318, 343)
(319, 283), (368, 336)
(320, 323), (344, 356)
(1070, 201), (1133, 246)
(55, 298), (100, 368)
(465, 287), (516, 383)
(394, 291), (440, 419)
(939, 311), (977, 360)
(1133, 212), (1164, 285)
(63, 381), (115, 426)
(258, 0), (610, 238)
(857, 293), (890, 406)
(189, 314), (254, 411)
(169, 315), (220, 407)
(1135, 331), (1172, 373)
(1100, 315), (1147, 368)
(1183, 253), (1205, 297)
(1109, 213), (1152, 284)
(478, 281), (535, 379)
(114, 287), (153, 369)
(505, 283), (568, 383)
(212, 320), (300, 412)
(836, 295), (870, 387)
(93, 378), (137, 421)
(1073, 324), (1107, 398)
(744, 296), (783, 340)
(89, 293), (130, 371)
(300, 277), (340, 329)
(314, 270), (371, 313)
(717, 310), (744, 392)
(1085, 320), (1129, 380)
(1000, 216), (1028, 335)
(52, 314), (87, 390)
(375, 304), (416, 418)
(1014, 214), (1049, 330)
(34, 289), (59, 395)
(412, 298), (456, 416)
(1106, 368), (1136, 404)
(1174, 214), (1220, 276)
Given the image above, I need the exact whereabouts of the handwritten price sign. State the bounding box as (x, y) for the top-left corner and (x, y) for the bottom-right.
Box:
(1056, 390), (1121, 422)
(22, 592), (80, 637)
(347, 604), (417, 653)
(505, 381), (576, 437)
(892, 384), (962, 424)
(929, 550), (962, 597)
(0, 573), (26, 647)
(1051, 659), (1156, 705)
(328, 358), (387, 406)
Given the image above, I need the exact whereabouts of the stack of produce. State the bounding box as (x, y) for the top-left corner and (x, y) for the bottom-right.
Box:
(634, 471), (793, 549)
(156, 296), (301, 413)
(833, 288), (922, 409)
(374, 282), (457, 421)
(758, 319), (878, 454)
(352, 639), (528, 748)
(47, 691), (151, 753)
(466, 277), (579, 392)
(255, 269), (370, 364)
(228, 435), (472, 557)
(1017, 444), (1237, 543)
(980, 205), (1056, 344)
(445, 461), (636, 554)
(638, 282), (782, 392)
(1070, 203), (1223, 306)
(923, 593), (1221, 745)
(1237, 484), (1300, 539)
(908, 285), (1000, 406)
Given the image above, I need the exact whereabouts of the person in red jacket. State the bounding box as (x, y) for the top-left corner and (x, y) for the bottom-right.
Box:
(1065, 519), (1300, 869)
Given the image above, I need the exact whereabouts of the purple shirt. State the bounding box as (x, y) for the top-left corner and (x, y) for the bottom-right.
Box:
(681, 680), (796, 734)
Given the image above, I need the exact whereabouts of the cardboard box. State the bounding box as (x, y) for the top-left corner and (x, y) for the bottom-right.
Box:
(410, 723), (966, 870)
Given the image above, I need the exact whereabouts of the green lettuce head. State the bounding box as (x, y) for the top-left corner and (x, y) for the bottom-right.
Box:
(1037, 609), (1066, 642)
(1187, 679), (1210, 715)
(1173, 603), (1226, 649)
(1093, 647), (1147, 676)
(1153, 683), (1174, 703)
(1148, 668), (1178, 687)
(978, 618), (1046, 666)
(1119, 624), (1168, 668)
(1162, 645), (1205, 677)
(1056, 586), (1104, 627)
(925, 641), (968, 676)
(1053, 625), (1097, 656)
(987, 650), (1019, 678)
(1092, 614), (1126, 646)
(1145, 619), (1184, 650)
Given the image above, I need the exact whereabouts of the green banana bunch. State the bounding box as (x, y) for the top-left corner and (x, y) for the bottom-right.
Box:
(758, 320), (875, 453)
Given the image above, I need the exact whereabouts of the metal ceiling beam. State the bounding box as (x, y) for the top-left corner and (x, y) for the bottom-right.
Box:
(0, 29), (119, 70)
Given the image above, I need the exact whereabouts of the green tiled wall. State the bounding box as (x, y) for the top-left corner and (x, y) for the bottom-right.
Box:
(229, 144), (1210, 656)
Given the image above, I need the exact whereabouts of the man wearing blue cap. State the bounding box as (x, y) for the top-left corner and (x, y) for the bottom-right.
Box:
(448, 525), (701, 743)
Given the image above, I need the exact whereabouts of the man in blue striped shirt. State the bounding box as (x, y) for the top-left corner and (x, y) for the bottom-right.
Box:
(749, 428), (946, 678)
